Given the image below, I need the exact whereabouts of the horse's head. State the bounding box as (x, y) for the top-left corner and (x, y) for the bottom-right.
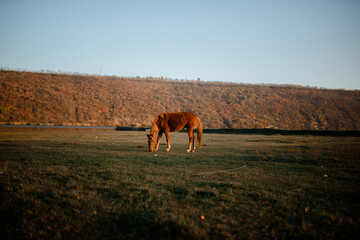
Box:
(147, 115), (163, 152)
(147, 133), (156, 152)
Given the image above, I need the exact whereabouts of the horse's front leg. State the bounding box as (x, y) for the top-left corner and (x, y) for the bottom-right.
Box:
(164, 131), (171, 151)
(155, 132), (162, 151)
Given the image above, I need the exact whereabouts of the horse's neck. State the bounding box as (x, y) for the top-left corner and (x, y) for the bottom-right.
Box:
(150, 123), (159, 135)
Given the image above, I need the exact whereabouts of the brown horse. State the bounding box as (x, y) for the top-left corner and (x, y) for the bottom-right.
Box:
(147, 112), (202, 152)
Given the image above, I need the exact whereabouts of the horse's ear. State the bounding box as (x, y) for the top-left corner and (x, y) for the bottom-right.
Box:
(160, 113), (165, 119)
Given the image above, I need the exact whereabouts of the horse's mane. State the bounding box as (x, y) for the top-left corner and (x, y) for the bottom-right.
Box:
(150, 118), (159, 135)
(150, 113), (165, 135)
(150, 124), (158, 135)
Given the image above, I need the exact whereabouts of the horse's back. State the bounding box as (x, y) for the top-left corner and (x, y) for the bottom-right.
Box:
(163, 112), (197, 132)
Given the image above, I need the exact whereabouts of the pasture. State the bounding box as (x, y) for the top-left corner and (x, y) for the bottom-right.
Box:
(0, 127), (359, 239)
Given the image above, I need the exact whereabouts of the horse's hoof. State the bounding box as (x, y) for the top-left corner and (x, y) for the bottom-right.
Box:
(167, 148), (170, 152)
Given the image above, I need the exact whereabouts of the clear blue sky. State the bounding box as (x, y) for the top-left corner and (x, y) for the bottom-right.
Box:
(1, 0), (360, 89)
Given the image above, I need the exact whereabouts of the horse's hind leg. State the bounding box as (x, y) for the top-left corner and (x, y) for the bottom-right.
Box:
(187, 128), (195, 152)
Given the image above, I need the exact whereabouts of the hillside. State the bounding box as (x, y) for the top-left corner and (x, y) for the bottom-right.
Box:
(1, 70), (360, 130)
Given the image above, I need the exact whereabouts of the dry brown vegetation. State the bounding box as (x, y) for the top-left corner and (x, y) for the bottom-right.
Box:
(1, 70), (360, 129)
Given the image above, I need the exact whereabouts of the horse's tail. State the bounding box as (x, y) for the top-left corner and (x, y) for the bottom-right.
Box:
(197, 117), (203, 148)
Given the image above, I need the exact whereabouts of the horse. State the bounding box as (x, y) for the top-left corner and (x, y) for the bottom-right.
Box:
(147, 112), (202, 152)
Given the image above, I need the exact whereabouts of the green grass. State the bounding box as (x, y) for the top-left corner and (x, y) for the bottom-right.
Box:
(0, 128), (359, 239)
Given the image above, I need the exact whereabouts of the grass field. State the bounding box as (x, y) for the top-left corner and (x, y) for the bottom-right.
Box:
(0, 128), (359, 239)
